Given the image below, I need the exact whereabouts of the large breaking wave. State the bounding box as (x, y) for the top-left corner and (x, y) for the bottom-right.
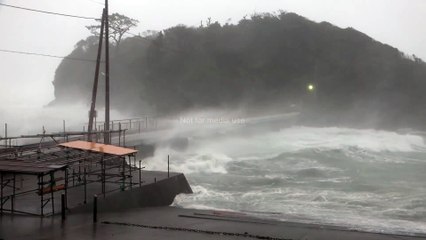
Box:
(143, 113), (426, 235)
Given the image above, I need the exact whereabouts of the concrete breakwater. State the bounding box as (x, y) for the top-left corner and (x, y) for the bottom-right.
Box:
(70, 171), (193, 213)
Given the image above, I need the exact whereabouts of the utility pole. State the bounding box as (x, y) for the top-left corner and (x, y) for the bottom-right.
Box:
(104, 0), (111, 144)
(88, 9), (106, 142)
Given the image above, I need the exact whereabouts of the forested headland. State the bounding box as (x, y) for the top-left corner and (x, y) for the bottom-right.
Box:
(51, 12), (426, 130)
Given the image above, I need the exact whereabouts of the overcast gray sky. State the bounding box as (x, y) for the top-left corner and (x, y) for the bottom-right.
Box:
(0, 0), (425, 109)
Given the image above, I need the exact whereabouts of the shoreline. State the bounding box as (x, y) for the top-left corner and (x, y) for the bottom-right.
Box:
(2, 206), (426, 240)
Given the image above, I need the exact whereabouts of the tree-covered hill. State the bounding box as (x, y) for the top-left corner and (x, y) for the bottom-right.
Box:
(51, 12), (426, 130)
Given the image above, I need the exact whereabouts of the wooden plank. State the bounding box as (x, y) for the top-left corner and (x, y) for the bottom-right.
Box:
(59, 140), (137, 156)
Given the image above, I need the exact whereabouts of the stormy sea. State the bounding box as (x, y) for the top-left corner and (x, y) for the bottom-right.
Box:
(141, 112), (426, 235)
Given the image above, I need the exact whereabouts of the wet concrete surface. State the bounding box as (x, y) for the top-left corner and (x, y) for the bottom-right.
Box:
(2, 205), (426, 240)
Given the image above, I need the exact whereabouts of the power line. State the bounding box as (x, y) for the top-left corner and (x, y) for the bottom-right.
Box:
(0, 37), (183, 63)
(0, 3), (100, 20)
(0, 48), (99, 63)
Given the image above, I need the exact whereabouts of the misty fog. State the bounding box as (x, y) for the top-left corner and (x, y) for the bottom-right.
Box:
(1, 0), (426, 237)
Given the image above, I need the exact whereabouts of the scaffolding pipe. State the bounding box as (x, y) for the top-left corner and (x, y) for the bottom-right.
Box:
(40, 174), (43, 216)
(139, 160), (142, 187)
(4, 123), (7, 148)
(12, 173), (15, 213)
(118, 123), (121, 146)
(50, 172), (55, 215)
(129, 156), (132, 188)
(93, 194), (98, 223)
(102, 157), (105, 196)
(84, 166), (87, 204)
(121, 157), (125, 191)
(61, 193), (66, 221)
(65, 168), (68, 209)
(63, 120), (66, 142)
(1, 173), (3, 213)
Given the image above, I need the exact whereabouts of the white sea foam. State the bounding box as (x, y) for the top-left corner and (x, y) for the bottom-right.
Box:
(147, 124), (425, 174)
(143, 113), (426, 235)
(174, 185), (426, 235)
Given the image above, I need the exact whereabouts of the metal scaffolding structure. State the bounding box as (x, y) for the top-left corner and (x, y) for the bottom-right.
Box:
(0, 1), (146, 218)
(0, 129), (140, 217)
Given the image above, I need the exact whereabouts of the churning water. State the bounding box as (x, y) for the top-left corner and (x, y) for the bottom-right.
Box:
(144, 113), (426, 235)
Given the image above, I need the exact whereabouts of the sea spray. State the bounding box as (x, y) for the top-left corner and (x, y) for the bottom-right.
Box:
(143, 114), (426, 235)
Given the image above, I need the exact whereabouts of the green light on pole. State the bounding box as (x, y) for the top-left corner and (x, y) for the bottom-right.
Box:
(307, 84), (315, 92)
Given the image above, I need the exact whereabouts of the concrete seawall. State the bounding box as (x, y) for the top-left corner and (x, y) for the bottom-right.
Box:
(70, 171), (193, 213)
